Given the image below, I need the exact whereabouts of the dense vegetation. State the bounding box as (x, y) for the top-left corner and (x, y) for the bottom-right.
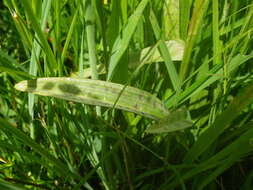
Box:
(1, 0), (253, 189)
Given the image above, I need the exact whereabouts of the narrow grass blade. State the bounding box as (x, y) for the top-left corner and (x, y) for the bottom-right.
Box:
(15, 77), (169, 120)
(20, 0), (57, 72)
(179, 0), (209, 81)
(61, 8), (78, 74)
(107, 0), (149, 80)
(27, 0), (52, 139)
(149, 9), (181, 93)
(179, 0), (192, 40)
(9, 10), (32, 51)
(85, 1), (99, 80)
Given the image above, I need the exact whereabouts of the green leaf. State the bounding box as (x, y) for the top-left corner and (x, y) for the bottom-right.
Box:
(15, 77), (169, 120)
(145, 107), (193, 133)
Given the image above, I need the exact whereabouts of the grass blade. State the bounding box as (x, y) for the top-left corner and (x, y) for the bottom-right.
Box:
(149, 9), (181, 93)
(20, 0), (57, 72)
(107, 0), (149, 80)
(85, 1), (99, 80)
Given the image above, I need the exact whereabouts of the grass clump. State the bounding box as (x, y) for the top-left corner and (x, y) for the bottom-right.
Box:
(1, 0), (253, 189)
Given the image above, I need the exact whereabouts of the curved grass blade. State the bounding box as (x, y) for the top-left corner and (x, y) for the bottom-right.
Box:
(145, 107), (192, 133)
(15, 77), (169, 120)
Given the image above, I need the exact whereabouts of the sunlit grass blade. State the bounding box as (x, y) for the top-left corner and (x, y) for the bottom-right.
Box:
(107, 0), (149, 80)
(179, 0), (192, 40)
(149, 9), (181, 93)
(19, 0), (57, 72)
(85, 1), (99, 80)
(179, 0), (209, 81)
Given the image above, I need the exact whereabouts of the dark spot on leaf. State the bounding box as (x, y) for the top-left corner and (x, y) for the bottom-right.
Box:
(138, 94), (145, 102)
(58, 83), (81, 95)
(42, 82), (55, 90)
(146, 96), (152, 103)
(153, 100), (157, 109)
(27, 79), (37, 90)
(87, 92), (100, 100)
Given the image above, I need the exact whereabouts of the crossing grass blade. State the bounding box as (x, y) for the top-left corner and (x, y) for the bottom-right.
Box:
(149, 9), (181, 93)
(15, 77), (169, 120)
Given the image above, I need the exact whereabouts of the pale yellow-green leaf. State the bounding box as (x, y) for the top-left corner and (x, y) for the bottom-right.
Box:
(15, 77), (169, 120)
(15, 77), (192, 133)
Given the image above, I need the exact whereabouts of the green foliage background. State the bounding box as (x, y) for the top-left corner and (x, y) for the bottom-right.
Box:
(1, 0), (253, 189)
